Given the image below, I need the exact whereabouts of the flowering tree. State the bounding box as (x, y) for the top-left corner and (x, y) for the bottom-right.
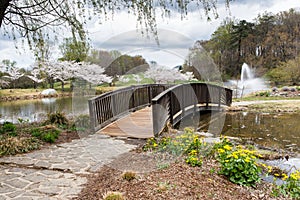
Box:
(2, 65), (24, 88)
(27, 68), (44, 89)
(132, 74), (142, 84)
(75, 62), (112, 85)
(144, 65), (194, 83)
(37, 60), (111, 90)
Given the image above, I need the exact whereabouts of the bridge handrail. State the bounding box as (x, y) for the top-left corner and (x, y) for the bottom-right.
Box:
(152, 83), (232, 136)
(88, 84), (169, 132)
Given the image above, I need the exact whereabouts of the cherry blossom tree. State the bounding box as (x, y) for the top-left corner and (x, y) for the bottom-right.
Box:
(27, 68), (44, 89)
(75, 62), (112, 86)
(2, 65), (24, 89)
(118, 75), (130, 84)
(144, 65), (194, 83)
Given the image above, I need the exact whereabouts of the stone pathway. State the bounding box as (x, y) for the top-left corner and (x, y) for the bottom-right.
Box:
(0, 134), (137, 199)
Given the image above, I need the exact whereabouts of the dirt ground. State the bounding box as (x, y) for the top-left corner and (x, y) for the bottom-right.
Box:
(75, 150), (289, 200)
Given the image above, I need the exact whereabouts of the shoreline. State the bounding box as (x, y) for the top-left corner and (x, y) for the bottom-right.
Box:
(0, 92), (73, 101)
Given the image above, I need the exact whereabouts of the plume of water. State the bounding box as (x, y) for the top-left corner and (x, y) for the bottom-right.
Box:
(226, 63), (268, 98)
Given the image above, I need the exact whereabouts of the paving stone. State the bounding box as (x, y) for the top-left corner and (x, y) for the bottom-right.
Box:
(5, 191), (23, 198)
(36, 187), (62, 195)
(0, 134), (137, 199)
(23, 173), (47, 183)
(0, 195), (7, 200)
(5, 178), (29, 189)
(0, 184), (15, 194)
(35, 160), (51, 168)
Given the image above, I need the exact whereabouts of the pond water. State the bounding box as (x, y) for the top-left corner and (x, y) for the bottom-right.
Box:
(0, 96), (90, 123)
(179, 111), (300, 154)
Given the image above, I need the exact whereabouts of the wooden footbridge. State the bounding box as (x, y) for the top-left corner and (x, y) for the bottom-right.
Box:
(88, 83), (232, 139)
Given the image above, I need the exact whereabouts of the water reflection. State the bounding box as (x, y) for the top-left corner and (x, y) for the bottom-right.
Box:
(179, 111), (300, 153)
(0, 96), (90, 123)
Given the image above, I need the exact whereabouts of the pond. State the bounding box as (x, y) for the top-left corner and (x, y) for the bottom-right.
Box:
(179, 111), (300, 154)
(0, 96), (90, 123)
(178, 110), (300, 171)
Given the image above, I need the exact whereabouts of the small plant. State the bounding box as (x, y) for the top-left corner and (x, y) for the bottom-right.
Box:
(46, 111), (68, 126)
(103, 191), (125, 200)
(144, 128), (209, 167)
(73, 114), (90, 130)
(122, 171), (136, 181)
(157, 162), (170, 170)
(17, 118), (29, 124)
(30, 127), (60, 143)
(272, 170), (300, 198)
(185, 150), (202, 167)
(41, 129), (60, 143)
(0, 122), (17, 136)
(0, 137), (40, 156)
(256, 91), (270, 97)
(215, 137), (262, 186)
(30, 128), (43, 138)
(157, 181), (172, 192)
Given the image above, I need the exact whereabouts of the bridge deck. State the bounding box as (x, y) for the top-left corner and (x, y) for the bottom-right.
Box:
(98, 107), (153, 139)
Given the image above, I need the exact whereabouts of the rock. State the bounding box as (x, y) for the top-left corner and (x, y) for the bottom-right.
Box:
(41, 89), (57, 95)
(272, 87), (278, 92)
(281, 86), (290, 91)
(195, 132), (214, 137)
(226, 106), (248, 112)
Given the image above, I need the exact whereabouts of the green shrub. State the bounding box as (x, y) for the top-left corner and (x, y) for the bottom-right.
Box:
(30, 128), (43, 138)
(46, 112), (68, 126)
(0, 122), (17, 136)
(185, 150), (203, 167)
(215, 138), (261, 186)
(272, 170), (300, 198)
(41, 129), (60, 143)
(0, 137), (40, 156)
(73, 114), (90, 130)
(144, 128), (208, 167)
(30, 128), (60, 143)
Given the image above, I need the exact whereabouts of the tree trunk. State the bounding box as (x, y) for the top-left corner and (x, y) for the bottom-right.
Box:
(61, 81), (64, 91)
(0, 0), (10, 27)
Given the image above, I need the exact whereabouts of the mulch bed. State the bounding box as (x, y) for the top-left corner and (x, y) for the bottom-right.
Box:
(75, 150), (288, 200)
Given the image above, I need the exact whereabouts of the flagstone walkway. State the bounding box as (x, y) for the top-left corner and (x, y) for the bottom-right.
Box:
(0, 134), (137, 200)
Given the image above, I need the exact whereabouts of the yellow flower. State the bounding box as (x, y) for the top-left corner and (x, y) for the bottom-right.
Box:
(218, 149), (225, 154)
(274, 173), (280, 177)
(189, 150), (198, 155)
(153, 143), (158, 147)
(245, 157), (251, 163)
(223, 145), (232, 151)
(282, 173), (288, 181)
(240, 153), (247, 157)
(290, 172), (299, 180)
(260, 163), (267, 168)
(232, 152), (238, 159)
(267, 166), (272, 173)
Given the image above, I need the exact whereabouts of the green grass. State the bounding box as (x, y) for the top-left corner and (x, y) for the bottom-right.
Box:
(234, 95), (300, 101)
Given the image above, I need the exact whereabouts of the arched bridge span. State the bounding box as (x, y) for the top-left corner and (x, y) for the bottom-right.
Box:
(88, 83), (232, 138)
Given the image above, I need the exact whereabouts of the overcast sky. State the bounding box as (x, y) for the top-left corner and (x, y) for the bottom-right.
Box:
(0, 0), (299, 69)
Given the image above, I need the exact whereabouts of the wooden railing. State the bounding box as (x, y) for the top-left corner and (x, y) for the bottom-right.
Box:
(88, 84), (169, 132)
(152, 83), (232, 136)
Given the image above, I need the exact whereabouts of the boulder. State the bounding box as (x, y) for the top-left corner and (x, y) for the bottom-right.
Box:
(41, 89), (57, 95)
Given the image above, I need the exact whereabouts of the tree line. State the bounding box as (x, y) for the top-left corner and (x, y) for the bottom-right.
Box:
(196, 8), (300, 85)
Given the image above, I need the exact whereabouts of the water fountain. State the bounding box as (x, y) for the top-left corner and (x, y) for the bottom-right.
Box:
(227, 63), (268, 98)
